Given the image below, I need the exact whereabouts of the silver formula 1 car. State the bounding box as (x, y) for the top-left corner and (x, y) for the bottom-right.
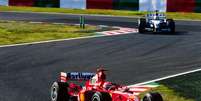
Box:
(138, 11), (175, 33)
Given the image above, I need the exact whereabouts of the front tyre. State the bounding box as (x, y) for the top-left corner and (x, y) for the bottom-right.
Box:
(167, 19), (175, 33)
(138, 18), (146, 33)
(51, 82), (69, 101)
(143, 92), (163, 101)
(92, 92), (112, 101)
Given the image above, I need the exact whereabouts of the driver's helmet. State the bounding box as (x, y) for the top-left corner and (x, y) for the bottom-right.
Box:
(96, 68), (106, 82)
(155, 10), (159, 16)
(154, 10), (159, 20)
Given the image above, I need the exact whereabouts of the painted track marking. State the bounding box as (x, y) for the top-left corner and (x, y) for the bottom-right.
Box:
(0, 35), (106, 48)
(97, 28), (138, 36)
(128, 68), (201, 87)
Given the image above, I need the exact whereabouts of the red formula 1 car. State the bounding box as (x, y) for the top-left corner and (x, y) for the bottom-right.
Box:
(51, 68), (163, 101)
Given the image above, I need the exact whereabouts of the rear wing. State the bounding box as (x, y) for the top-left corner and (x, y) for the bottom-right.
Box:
(60, 72), (95, 82)
(146, 13), (165, 17)
(146, 13), (166, 19)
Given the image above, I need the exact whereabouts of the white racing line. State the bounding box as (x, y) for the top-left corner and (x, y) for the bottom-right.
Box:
(128, 68), (201, 87)
(0, 35), (106, 48)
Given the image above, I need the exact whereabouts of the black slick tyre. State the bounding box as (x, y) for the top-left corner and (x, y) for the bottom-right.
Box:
(84, 91), (95, 101)
(143, 92), (163, 101)
(51, 82), (69, 101)
(167, 19), (175, 33)
(92, 92), (112, 101)
(138, 18), (146, 33)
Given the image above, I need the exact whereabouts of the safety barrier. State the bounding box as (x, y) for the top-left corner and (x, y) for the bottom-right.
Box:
(113, 0), (139, 10)
(139, 0), (166, 12)
(167, 0), (201, 12)
(0, 0), (8, 6)
(34, 0), (59, 8)
(2, 0), (201, 12)
(60, 0), (86, 9)
(9, 0), (34, 7)
(87, 0), (113, 9)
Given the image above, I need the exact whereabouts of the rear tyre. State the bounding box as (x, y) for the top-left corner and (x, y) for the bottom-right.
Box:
(69, 96), (77, 101)
(138, 18), (146, 33)
(143, 92), (163, 101)
(51, 82), (69, 101)
(167, 19), (175, 33)
(92, 92), (112, 101)
(84, 91), (95, 101)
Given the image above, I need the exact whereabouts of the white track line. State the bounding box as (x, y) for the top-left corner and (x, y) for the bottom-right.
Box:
(129, 88), (148, 92)
(128, 68), (201, 87)
(53, 23), (66, 25)
(29, 21), (43, 24)
(0, 35), (106, 48)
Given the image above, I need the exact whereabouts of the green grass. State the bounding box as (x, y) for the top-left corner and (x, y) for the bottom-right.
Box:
(150, 85), (194, 101)
(1, 6), (201, 20)
(148, 71), (201, 101)
(0, 20), (98, 45)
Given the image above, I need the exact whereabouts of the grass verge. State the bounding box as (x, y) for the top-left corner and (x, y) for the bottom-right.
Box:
(1, 6), (201, 20)
(0, 20), (99, 45)
(148, 71), (201, 101)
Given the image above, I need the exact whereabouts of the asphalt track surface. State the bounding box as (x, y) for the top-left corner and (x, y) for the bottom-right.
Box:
(1, 12), (201, 101)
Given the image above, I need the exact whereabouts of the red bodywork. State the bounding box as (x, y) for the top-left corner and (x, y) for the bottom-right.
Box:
(60, 69), (141, 101)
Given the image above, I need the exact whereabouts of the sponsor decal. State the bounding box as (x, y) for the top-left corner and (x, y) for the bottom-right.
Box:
(67, 72), (95, 80)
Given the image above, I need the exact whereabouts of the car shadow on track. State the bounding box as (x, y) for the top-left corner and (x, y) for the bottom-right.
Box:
(138, 31), (189, 36)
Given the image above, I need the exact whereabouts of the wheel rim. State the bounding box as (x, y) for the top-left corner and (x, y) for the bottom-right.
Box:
(92, 98), (99, 101)
(143, 97), (149, 101)
(51, 86), (57, 101)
